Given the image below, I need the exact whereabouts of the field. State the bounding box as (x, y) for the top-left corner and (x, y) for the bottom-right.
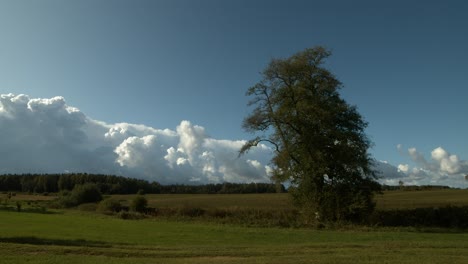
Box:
(2, 210), (468, 264)
(111, 189), (468, 210)
(376, 189), (468, 209)
(1, 189), (468, 263)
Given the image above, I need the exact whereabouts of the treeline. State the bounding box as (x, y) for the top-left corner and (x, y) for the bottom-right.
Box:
(0, 173), (160, 194)
(0, 174), (285, 194)
(381, 185), (452, 191)
(159, 182), (285, 194)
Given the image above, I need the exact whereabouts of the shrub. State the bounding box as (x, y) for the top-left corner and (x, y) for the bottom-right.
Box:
(369, 206), (468, 229)
(137, 189), (145, 195)
(118, 211), (145, 220)
(130, 195), (147, 213)
(16, 201), (22, 212)
(71, 183), (103, 205)
(98, 198), (122, 213)
(54, 183), (103, 208)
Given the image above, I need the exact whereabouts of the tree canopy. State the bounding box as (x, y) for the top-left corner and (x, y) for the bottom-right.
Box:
(241, 46), (380, 222)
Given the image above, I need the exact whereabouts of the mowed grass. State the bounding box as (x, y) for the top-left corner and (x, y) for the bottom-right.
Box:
(1, 209), (468, 264)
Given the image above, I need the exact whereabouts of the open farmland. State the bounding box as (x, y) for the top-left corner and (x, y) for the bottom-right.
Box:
(4, 188), (468, 212)
(376, 189), (468, 209)
(2, 189), (468, 263)
(110, 189), (468, 211)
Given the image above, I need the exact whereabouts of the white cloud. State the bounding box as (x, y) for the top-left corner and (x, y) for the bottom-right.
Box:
(431, 147), (462, 175)
(397, 164), (409, 173)
(388, 144), (468, 187)
(2, 93), (466, 187)
(0, 93), (273, 184)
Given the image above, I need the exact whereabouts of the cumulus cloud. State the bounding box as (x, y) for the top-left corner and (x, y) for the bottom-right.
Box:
(2, 93), (466, 187)
(0, 93), (272, 184)
(397, 164), (409, 173)
(405, 146), (468, 176)
(430, 147), (463, 175)
(383, 144), (468, 187)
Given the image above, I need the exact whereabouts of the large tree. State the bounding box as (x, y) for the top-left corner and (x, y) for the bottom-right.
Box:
(240, 46), (380, 223)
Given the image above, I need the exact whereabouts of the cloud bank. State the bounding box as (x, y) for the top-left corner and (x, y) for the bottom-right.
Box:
(378, 144), (468, 187)
(1, 94), (466, 187)
(0, 94), (272, 184)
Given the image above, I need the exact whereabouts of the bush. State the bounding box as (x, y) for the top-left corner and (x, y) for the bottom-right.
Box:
(370, 206), (468, 229)
(98, 198), (122, 213)
(54, 183), (102, 208)
(118, 211), (145, 220)
(53, 195), (77, 208)
(130, 195), (147, 213)
(72, 183), (103, 205)
(137, 189), (145, 195)
(16, 201), (22, 212)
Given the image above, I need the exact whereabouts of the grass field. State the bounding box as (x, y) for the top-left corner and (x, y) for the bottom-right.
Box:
(1, 189), (468, 263)
(1, 209), (468, 264)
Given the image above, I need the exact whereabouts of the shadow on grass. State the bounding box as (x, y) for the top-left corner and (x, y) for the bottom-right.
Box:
(0, 236), (112, 248)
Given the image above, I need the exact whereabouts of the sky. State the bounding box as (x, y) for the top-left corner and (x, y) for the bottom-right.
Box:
(0, 0), (467, 187)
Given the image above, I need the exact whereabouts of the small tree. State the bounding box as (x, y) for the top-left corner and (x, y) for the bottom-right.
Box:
(16, 201), (22, 212)
(130, 195), (148, 213)
(71, 183), (103, 205)
(399, 180), (404, 190)
(241, 46), (380, 223)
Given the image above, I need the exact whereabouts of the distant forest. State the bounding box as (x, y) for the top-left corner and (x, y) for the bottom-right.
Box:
(0, 173), (285, 194)
(380, 185), (452, 191)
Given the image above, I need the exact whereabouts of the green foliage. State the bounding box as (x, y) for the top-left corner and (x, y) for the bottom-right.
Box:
(118, 211), (146, 220)
(15, 201), (22, 212)
(54, 183), (102, 208)
(0, 174), (284, 195)
(130, 195), (148, 213)
(71, 183), (103, 205)
(0, 173), (162, 194)
(370, 206), (468, 228)
(97, 198), (123, 213)
(241, 46), (379, 223)
(53, 193), (76, 208)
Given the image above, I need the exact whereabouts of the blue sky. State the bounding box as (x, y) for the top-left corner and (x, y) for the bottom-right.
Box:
(0, 0), (467, 186)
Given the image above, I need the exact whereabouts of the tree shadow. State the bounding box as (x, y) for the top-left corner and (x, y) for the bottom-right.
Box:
(0, 236), (113, 248)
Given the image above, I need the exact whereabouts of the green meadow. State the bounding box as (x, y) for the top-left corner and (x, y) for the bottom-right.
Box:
(2, 189), (468, 263)
(2, 209), (468, 264)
